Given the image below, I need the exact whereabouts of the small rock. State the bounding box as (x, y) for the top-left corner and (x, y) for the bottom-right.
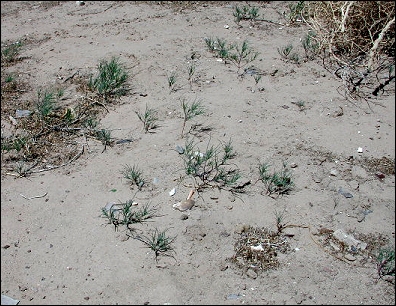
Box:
(338, 188), (353, 198)
(351, 165), (368, 179)
(227, 294), (242, 300)
(175, 145), (184, 154)
(169, 187), (176, 196)
(375, 172), (385, 179)
(344, 253), (356, 261)
(246, 269), (257, 279)
(290, 162), (298, 168)
(329, 241), (340, 252)
(219, 260), (228, 271)
(313, 176), (322, 183)
(1, 295), (20, 305)
(332, 229), (366, 251)
(9, 115), (17, 126)
(357, 147), (363, 153)
(16, 109), (32, 118)
(180, 214), (188, 220)
(235, 224), (250, 234)
(330, 169), (338, 176)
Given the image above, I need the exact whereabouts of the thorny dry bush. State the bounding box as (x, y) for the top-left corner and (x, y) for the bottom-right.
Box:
(301, 1), (395, 109)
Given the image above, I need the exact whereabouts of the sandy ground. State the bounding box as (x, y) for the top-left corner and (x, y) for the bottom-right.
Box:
(1, 1), (395, 305)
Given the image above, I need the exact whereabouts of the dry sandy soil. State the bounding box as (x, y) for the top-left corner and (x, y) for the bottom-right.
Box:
(1, 1), (395, 305)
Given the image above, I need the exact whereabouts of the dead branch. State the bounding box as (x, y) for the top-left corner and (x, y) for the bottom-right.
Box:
(367, 16), (395, 72)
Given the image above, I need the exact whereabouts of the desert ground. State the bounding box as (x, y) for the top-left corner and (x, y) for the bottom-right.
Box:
(1, 1), (395, 305)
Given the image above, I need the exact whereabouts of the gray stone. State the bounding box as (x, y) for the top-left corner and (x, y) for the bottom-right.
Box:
(246, 268), (257, 279)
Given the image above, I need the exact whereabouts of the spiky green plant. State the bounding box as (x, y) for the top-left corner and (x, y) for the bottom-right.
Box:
(135, 104), (159, 133)
(216, 38), (233, 60)
(1, 40), (23, 63)
(36, 89), (57, 118)
(258, 162), (294, 196)
(121, 164), (145, 190)
(302, 30), (320, 60)
(204, 37), (216, 52)
(5, 74), (14, 83)
(13, 161), (31, 177)
(95, 128), (113, 152)
(277, 43), (294, 58)
(286, 1), (306, 24)
(101, 201), (160, 231)
(187, 63), (196, 89)
(292, 100), (306, 111)
(83, 117), (99, 131)
(1, 136), (28, 152)
(233, 5), (259, 23)
(254, 74), (262, 86)
(88, 56), (129, 99)
(228, 40), (259, 73)
(376, 247), (395, 278)
(167, 71), (177, 93)
(137, 228), (177, 262)
(181, 97), (205, 137)
(181, 137), (241, 189)
(274, 210), (289, 234)
(187, 63), (196, 82)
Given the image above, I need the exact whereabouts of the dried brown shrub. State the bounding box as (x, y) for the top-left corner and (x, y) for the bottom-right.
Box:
(302, 1), (395, 104)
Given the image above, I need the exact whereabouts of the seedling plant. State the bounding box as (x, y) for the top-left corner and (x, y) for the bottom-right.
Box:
(233, 5), (259, 24)
(1, 40), (23, 64)
(228, 40), (259, 74)
(181, 137), (241, 190)
(135, 104), (159, 133)
(376, 247), (395, 279)
(258, 161), (294, 196)
(121, 164), (146, 190)
(101, 200), (160, 231)
(88, 56), (129, 101)
(180, 97), (205, 137)
(136, 228), (177, 262)
(167, 71), (178, 93)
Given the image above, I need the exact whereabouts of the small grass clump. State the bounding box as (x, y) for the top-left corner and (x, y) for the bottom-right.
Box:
(233, 5), (259, 24)
(376, 247), (395, 279)
(204, 37), (259, 73)
(1, 40), (23, 64)
(135, 104), (159, 133)
(204, 37), (233, 60)
(228, 40), (259, 74)
(1, 136), (28, 152)
(167, 71), (178, 93)
(36, 88), (60, 119)
(291, 100), (306, 112)
(258, 162), (294, 196)
(88, 56), (129, 100)
(204, 37), (216, 52)
(302, 30), (320, 60)
(95, 128), (114, 152)
(285, 1), (306, 24)
(215, 37), (233, 60)
(181, 137), (241, 190)
(101, 201), (160, 231)
(136, 228), (177, 262)
(180, 97), (205, 137)
(121, 164), (145, 190)
(277, 43), (300, 63)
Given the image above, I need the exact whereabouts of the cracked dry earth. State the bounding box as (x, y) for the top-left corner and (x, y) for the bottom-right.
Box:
(1, 1), (395, 305)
